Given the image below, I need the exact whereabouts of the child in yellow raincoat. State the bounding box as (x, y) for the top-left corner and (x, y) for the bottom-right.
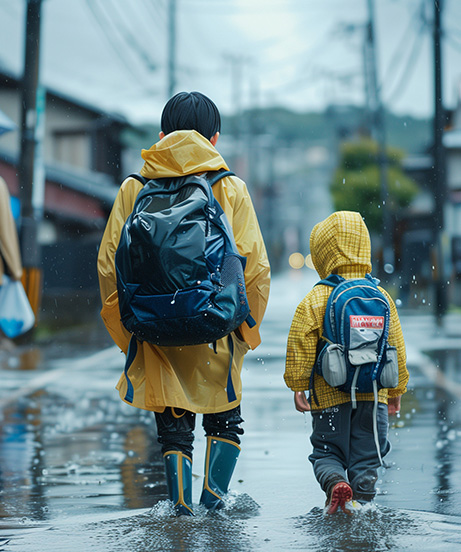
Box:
(98, 92), (270, 515)
(284, 211), (408, 514)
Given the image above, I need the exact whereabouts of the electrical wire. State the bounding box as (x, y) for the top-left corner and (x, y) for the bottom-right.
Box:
(142, 0), (168, 28)
(183, 0), (350, 13)
(445, 32), (461, 52)
(380, 0), (427, 92)
(84, 0), (144, 81)
(382, 17), (427, 107)
(131, 0), (168, 39)
(106, 0), (158, 72)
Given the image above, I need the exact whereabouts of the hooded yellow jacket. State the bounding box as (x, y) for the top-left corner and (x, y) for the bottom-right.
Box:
(284, 211), (408, 410)
(98, 131), (270, 414)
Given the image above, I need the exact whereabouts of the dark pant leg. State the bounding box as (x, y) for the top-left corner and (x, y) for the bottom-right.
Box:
(154, 408), (196, 458)
(202, 405), (244, 445)
(348, 402), (390, 501)
(308, 404), (351, 495)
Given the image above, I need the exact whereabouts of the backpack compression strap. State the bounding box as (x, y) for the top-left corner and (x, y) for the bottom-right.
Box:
(123, 334), (137, 403)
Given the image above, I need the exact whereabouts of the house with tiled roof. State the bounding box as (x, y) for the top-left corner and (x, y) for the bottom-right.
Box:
(0, 68), (148, 324)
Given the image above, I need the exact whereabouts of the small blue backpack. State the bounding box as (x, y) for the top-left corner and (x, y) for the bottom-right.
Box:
(312, 274), (398, 408)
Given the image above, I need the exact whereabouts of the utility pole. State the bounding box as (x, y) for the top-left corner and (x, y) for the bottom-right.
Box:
(19, 0), (44, 320)
(433, 0), (447, 320)
(224, 53), (248, 173)
(364, 0), (394, 274)
(167, 0), (176, 98)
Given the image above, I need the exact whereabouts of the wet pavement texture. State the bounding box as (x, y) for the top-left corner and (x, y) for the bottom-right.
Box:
(1, 272), (461, 551)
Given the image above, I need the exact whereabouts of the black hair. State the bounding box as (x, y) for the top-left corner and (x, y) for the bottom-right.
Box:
(160, 91), (221, 140)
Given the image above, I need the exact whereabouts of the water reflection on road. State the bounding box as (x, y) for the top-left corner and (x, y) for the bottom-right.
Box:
(1, 272), (461, 551)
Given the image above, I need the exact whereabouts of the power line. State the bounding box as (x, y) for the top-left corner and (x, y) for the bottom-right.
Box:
(130, 0), (168, 42)
(382, 18), (427, 106)
(182, 0), (353, 12)
(106, 0), (158, 72)
(445, 24), (461, 37)
(380, 0), (427, 92)
(141, 0), (168, 28)
(84, 0), (144, 81)
(445, 31), (461, 52)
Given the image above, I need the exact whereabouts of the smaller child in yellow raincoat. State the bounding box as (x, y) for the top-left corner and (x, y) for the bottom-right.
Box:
(284, 211), (408, 514)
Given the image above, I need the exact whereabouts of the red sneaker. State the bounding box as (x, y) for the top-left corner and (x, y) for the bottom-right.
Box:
(325, 482), (353, 515)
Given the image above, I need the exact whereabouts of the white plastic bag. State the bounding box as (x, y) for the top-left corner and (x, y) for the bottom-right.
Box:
(0, 275), (35, 338)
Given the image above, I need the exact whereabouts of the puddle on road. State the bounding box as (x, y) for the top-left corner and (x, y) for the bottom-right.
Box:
(2, 306), (461, 550)
(0, 494), (260, 552)
(0, 387), (166, 523)
(3, 500), (461, 552)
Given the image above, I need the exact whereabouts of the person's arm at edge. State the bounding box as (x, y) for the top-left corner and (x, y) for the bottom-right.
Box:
(0, 177), (22, 281)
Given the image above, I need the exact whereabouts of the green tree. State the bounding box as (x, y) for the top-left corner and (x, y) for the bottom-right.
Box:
(331, 138), (419, 233)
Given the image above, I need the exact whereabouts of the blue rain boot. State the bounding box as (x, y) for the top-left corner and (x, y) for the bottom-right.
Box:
(199, 436), (240, 511)
(163, 451), (194, 516)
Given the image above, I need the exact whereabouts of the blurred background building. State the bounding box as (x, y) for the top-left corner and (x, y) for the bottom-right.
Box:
(0, 0), (460, 327)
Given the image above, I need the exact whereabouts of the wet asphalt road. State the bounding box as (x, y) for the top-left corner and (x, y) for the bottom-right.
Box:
(1, 271), (461, 551)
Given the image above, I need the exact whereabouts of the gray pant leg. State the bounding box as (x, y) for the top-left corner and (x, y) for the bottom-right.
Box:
(348, 402), (390, 501)
(308, 404), (351, 494)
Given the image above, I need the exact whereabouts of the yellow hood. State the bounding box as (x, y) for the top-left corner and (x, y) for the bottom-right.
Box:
(309, 211), (372, 279)
(140, 130), (228, 179)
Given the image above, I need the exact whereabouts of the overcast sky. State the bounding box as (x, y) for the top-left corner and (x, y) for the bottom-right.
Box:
(1, 0), (461, 124)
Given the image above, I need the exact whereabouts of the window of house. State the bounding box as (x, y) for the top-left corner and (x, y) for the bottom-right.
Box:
(53, 130), (90, 170)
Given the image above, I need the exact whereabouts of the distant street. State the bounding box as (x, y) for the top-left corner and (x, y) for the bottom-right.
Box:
(1, 271), (461, 551)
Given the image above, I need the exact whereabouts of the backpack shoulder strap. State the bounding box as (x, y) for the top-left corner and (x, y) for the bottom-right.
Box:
(314, 274), (345, 288)
(365, 273), (381, 287)
(206, 169), (236, 187)
(125, 170), (235, 190)
(125, 173), (148, 186)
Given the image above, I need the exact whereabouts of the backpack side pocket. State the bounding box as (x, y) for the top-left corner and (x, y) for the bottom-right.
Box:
(321, 344), (347, 387)
(379, 345), (399, 388)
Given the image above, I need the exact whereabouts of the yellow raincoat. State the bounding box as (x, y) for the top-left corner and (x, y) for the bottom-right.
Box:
(0, 177), (22, 284)
(98, 130), (270, 414)
(284, 211), (408, 411)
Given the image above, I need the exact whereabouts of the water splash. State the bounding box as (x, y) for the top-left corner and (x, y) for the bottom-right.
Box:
(294, 505), (419, 552)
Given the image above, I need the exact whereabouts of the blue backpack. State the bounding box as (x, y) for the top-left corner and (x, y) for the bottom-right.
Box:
(312, 274), (398, 408)
(115, 169), (255, 404)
